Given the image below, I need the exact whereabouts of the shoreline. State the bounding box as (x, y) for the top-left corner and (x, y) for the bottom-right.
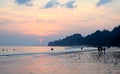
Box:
(0, 47), (120, 74)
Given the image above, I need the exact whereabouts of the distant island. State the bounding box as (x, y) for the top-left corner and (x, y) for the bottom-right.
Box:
(48, 25), (120, 47)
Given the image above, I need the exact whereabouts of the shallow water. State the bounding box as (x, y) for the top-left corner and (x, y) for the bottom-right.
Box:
(0, 46), (120, 74)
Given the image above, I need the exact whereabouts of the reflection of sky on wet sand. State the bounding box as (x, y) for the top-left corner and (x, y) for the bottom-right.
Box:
(0, 50), (120, 74)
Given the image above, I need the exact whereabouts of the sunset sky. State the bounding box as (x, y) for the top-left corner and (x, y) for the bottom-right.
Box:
(0, 0), (120, 45)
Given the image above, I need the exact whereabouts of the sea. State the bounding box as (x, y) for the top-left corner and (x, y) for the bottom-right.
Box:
(0, 46), (120, 74)
(0, 46), (97, 56)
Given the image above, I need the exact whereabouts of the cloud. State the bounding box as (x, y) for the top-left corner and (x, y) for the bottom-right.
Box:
(15, 0), (33, 6)
(44, 0), (76, 9)
(96, 0), (112, 7)
(44, 0), (59, 8)
(65, 0), (76, 8)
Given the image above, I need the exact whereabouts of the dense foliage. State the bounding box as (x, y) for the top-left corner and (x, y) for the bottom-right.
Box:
(48, 25), (120, 47)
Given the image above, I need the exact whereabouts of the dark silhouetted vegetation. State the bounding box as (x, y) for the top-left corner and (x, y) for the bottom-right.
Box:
(48, 25), (120, 47)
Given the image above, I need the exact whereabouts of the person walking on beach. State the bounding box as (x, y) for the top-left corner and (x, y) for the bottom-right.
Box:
(103, 47), (106, 53)
(100, 47), (103, 53)
(98, 46), (103, 54)
(98, 46), (101, 53)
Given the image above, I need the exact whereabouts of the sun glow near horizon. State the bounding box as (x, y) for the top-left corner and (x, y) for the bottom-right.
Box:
(0, 0), (120, 45)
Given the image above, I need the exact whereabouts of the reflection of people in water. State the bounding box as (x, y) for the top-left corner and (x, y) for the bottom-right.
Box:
(51, 48), (54, 51)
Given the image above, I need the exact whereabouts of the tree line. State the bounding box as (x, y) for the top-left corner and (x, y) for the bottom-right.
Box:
(48, 25), (120, 47)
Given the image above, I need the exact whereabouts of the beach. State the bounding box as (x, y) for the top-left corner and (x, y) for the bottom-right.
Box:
(0, 46), (120, 74)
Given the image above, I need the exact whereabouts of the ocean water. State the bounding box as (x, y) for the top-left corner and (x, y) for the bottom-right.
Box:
(0, 46), (120, 74)
(0, 46), (97, 56)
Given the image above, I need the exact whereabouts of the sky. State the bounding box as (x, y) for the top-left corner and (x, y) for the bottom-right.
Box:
(0, 0), (120, 46)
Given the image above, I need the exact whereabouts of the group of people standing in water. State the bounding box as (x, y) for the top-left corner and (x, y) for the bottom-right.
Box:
(98, 46), (106, 54)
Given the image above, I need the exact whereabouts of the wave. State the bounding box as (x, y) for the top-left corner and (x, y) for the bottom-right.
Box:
(0, 52), (57, 57)
(0, 48), (98, 57)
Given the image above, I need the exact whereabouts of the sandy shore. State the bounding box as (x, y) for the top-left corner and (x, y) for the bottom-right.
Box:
(0, 47), (120, 74)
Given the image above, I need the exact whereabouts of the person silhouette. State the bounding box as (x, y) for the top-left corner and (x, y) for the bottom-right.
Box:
(103, 47), (106, 54)
(13, 49), (15, 51)
(100, 47), (103, 53)
(98, 46), (103, 54)
(81, 47), (83, 50)
(98, 46), (101, 53)
(51, 48), (54, 51)
(2, 49), (4, 52)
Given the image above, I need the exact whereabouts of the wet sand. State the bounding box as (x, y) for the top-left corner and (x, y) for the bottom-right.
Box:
(0, 48), (120, 74)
